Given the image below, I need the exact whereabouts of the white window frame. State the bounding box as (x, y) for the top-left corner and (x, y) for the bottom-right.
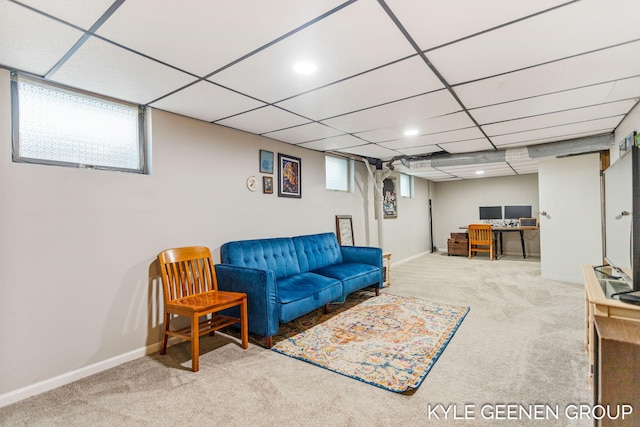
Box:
(325, 154), (353, 192)
(11, 73), (147, 174)
(399, 173), (414, 198)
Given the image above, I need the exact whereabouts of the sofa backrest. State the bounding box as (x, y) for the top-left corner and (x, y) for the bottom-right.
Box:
(220, 237), (301, 279)
(292, 232), (343, 272)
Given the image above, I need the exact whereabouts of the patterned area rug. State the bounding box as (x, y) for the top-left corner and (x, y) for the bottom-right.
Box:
(271, 292), (470, 393)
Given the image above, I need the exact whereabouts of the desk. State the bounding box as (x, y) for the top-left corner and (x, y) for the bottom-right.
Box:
(459, 225), (539, 258)
(493, 226), (538, 259)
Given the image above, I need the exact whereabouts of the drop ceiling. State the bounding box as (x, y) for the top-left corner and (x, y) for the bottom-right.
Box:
(1, 0), (639, 181)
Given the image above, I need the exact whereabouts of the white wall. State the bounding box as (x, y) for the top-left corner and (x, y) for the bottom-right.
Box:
(0, 69), (433, 403)
(431, 174), (540, 256)
(613, 101), (640, 161)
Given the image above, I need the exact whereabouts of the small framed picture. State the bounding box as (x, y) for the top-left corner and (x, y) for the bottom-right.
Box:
(278, 153), (301, 198)
(260, 150), (274, 174)
(336, 215), (354, 246)
(263, 176), (273, 194)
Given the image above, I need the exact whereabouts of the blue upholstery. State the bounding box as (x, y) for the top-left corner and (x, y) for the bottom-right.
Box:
(216, 232), (382, 342)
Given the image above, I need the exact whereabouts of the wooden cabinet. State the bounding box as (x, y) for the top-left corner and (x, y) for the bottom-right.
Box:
(583, 265), (640, 389)
(593, 316), (640, 426)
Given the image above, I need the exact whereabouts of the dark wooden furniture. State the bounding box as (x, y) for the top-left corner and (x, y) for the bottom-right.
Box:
(467, 224), (494, 260)
(158, 246), (248, 371)
(593, 316), (640, 426)
(447, 232), (468, 256)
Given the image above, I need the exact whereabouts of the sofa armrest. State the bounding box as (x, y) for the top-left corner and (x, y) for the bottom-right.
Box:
(214, 264), (279, 338)
(340, 245), (383, 268)
(340, 246), (383, 289)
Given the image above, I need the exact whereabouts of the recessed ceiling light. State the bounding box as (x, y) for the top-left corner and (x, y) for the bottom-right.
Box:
(293, 61), (317, 75)
(404, 129), (419, 137)
(475, 170), (485, 175)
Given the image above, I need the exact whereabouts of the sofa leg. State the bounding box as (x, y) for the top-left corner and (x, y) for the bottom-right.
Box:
(265, 336), (273, 349)
(375, 287), (380, 296)
(324, 303), (330, 314)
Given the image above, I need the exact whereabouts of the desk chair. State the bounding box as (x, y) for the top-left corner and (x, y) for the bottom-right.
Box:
(158, 246), (248, 371)
(468, 224), (495, 261)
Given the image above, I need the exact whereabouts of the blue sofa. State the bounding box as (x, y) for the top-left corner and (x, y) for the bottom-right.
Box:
(215, 232), (383, 347)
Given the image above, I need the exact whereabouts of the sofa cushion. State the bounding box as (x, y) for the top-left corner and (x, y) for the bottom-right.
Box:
(277, 272), (342, 323)
(293, 232), (343, 272)
(312, 263), (381, 295)
(220, 237), (301, 279)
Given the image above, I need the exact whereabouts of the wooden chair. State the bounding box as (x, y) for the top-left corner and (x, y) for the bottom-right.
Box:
(157, 246), (248, 371)
(467, 224), (495, 261)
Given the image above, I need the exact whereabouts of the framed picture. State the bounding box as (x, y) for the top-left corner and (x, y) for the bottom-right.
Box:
(278, 153), (301, 198)
(260, 150), (274, 174)
(336, 215), (354, 246)
(383, 178), (397, 218)
(263, 176), (273, 194)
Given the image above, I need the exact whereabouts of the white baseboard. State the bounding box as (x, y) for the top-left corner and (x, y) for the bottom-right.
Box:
(0, 342), (163, 409)
(391, 251), (432, 266)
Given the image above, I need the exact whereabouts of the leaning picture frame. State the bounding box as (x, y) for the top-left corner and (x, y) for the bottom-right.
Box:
(278, 153), (301, 198)
(335, 215), (354, 246)
(260, 150), (274, 174)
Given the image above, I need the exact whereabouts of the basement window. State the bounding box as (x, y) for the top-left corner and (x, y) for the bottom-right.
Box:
(325, 155), (353, 192)
(11, 73), (147, 173)
(400, 173), (413, 198)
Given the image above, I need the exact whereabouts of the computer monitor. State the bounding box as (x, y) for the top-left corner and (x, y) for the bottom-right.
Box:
(479, 206), (502, 220)
(504, 205), (532, 219)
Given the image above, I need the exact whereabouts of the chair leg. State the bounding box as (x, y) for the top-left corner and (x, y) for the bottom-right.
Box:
(160, 312), (171, 355)
(240, 298), (249, 350)
(191, 313), (200, 372)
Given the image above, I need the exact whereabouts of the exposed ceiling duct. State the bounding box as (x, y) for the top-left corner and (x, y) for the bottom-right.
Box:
(395, 133), (614, 181)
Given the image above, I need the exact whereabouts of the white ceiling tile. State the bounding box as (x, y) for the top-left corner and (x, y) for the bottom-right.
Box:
(337, 144), (399, 160)
(19, 0), (115, 29)
(606, 76), (640, 103)
(482, 100), (637, 136)
(150, 80), (265, 123)
(50, 36), (195, 104)
(209, 0), (416, 102)
(215, 106), (310, 135)
(381, 127), (484, 149)
(469, 83), (617, 124)
(440, 138), (495, 153)
(396, 145), (443, 156)
(385, 0), (567, 50)
(0, 1), (84, 75)
(95, 0), (347, 77)
(498, 130), (614, 149)
(298, 134), (364, 151)
(491, 116), (623, 146)
(276, 56), (444, 120)
(264, 123), (344, 144)
(355, 111), (475, 142)
(323, 90), (461, 133)
(455, 41), (640, 108)
(409, 169), (457, 181)
(428, 0), (640, 84)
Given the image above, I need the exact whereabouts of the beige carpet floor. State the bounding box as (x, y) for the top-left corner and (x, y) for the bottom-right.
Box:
(0, 252), (592, 426)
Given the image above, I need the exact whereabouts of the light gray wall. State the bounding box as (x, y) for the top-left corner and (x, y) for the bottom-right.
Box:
(431, 174), (540, 256)
(0, 69), (432, 401)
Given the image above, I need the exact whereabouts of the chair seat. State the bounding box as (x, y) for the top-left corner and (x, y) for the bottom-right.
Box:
(168, 290), (247, 312)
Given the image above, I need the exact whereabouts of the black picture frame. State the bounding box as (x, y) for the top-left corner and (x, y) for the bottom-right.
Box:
(278, 153), (301, 198)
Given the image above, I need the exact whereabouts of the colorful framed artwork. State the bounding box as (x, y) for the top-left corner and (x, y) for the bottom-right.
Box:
(278, 153), (301, 198)
(336, 215), (354, 246)
(263, 176), (273, 194)
(260, 150), (274, 174)
(383, 178), (397, 218)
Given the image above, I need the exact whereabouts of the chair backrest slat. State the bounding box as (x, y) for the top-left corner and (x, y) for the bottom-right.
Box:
(158, 246), (218, 303)
(467, 224), (493, 243)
